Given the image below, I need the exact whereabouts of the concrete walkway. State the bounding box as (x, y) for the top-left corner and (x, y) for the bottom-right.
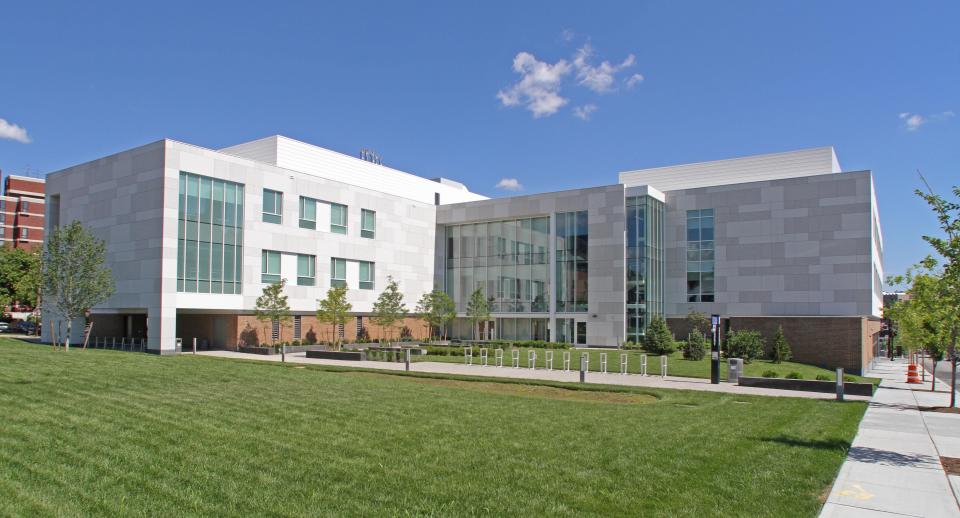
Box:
(195, 349), (871, 401)
(821, 359), (960, 517)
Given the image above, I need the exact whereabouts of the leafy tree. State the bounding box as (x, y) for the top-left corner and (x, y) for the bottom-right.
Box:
(465, 288), (489, 341)
(372, 276), (407, 343)
(255, 278), (292, 346)
(316, 283), (352, 350)
(43, 221), (115, 351)
(416, 289), (455, 341)
(0, 247), (42, 311)
(643, 316), (676, 355)
(887, 261), (950, 392)
(681, 330), (706, 360)
(725, 330), (765, 363)
(686, 311), (712, 337)
(914, 182), (960, 406)
(770, 326), (792, 363)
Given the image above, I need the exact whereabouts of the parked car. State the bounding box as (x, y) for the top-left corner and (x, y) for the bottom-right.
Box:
(0, 322), (8, 332)
(17, 322), (37, 334)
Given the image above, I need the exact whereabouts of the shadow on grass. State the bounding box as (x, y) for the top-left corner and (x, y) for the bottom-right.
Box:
(759, 435), (852, 452)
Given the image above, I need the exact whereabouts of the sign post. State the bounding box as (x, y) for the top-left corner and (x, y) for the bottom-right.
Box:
(711, 314), (721, 385)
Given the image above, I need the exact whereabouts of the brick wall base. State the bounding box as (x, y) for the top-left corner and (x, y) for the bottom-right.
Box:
(666, 315), (879, 374)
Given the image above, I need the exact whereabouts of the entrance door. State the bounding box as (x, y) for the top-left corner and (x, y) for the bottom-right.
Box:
(212, 317), (228, 349)
(478, 320), (495, 341)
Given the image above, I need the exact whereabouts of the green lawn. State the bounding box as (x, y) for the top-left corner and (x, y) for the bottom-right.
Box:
(0, 339), (865, 517)
(415, 347), (879, 384)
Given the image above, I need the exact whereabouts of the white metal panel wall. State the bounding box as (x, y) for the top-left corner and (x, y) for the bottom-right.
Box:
(619, 147), (841, 192)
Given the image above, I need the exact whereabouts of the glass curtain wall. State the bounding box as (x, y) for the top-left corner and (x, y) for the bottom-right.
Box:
(555, 211), (588, 312)
(178, 172), (244, 293)
(625, 195), (664, 342)
(445, 216), (550, 319)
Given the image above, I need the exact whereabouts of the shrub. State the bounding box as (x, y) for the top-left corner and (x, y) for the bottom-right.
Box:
(785, 372), (803, 379)
(725, 330), (764, 363)
(815, 374), (830, 381)
(682, 332), (707, 361)
(843, 375), (855, 382)
(769, 326), (792, 364)
(644, 317), (676, 355)
(762, 370), (778, 378)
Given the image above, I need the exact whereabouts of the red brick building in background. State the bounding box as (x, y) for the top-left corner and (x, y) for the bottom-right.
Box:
(0, 175), (45, 250)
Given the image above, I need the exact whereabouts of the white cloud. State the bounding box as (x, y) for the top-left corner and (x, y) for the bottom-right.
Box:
(0, 119), (31, 143)
(572, 44), (637, 93)
(497, 52), (572, 118)
(899, 111), (954, 131)
(560, 29), (575, 42)
(626, 73), (644, 88)
(495, 178), (523, 191)
(573, 104), (597, 120)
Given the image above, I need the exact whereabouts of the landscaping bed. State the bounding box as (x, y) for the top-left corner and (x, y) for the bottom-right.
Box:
(738, 376), (875, 396)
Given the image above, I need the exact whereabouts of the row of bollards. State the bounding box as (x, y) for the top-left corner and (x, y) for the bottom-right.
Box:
(462, 348), (668, 382)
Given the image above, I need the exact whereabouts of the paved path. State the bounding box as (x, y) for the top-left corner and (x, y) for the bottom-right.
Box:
(195, 350), (871, 401)
(821, 359), (960, 517)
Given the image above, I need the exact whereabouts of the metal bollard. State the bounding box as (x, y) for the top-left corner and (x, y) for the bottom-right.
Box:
(405, 348), (411, 371)
(660, 355), (668, 378)
(193, 337), (197, 354)
(836, 368), (844, 401)
(281, 343), (286, 363)
(580, 361), (586, 383)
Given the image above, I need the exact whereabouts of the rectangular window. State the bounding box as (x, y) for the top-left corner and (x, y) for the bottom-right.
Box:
(262, 189), (283, 224)
(361, 209), (376, 239)
(576, 321), (587, 345)
(686, 209), (715, 302)
(297, 254), (316, 286)
(22, 201), (29, 212)
(262, 250), (281, 284)
(20, 228), (28, 240)
(299, 196), (317, 229)
(330, 203), (347, 234)
(331, 258), (346, 287)
(359, 261), (374, 290)
(178, 172), (244, 294)
(272, 319), (280, 341)
(356, 316), (364, 338)
(555, 211), (588, 312)
(294, 316), (302, 340)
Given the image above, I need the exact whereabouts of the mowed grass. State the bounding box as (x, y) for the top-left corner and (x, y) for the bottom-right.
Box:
(417, 348), (879, 384)
(0, 339), (865, 517)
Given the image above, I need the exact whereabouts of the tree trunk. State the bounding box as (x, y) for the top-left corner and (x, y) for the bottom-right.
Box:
(65, 319), (71, 352)
(932, 359), (938, 392)
(951, 327), (958, 408)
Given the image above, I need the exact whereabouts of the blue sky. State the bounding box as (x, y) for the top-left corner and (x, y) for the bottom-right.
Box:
(1, 1), (958, 279)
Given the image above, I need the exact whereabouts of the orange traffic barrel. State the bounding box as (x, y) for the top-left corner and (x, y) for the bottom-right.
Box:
(906, 364), (922, 384)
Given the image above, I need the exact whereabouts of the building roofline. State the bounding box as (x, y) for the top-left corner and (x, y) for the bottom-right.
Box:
(4, 175), (46, 183)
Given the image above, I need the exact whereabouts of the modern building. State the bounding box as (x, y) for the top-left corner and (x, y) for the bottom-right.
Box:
(0, 174), (45, 249)
(42, 137), (883, 372)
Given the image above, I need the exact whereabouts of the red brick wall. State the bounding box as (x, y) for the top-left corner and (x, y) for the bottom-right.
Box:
(667, 316), (870, 374)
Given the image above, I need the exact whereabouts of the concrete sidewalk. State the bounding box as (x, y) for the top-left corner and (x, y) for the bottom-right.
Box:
(195, 349), (871, 401)
(821, 359), (960, 517)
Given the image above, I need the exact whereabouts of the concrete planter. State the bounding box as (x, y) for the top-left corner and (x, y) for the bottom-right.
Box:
(738, 376), (874, 396)
(305, 349), (366, 361)
(238, 345), (314, 355)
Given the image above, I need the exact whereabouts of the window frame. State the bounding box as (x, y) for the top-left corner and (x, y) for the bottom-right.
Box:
(261, 250), (281, 284)
(262, 189), (283, 224)
(330, 257), (347, 288)
(330, 203), (347, 234)
(361, 209), (376, 239)
(297, 254), (316, 286)
(299, 196), (317, 229)
(359, 260), (375, 290)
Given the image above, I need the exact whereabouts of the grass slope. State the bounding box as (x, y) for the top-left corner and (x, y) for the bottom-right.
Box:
(417, 348), (879, 384)
(0, 339), (865, 517)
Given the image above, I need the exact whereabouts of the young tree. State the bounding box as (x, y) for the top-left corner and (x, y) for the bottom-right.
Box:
(415, 289), (456, 341)
(372, 276), (407, 343)
(43, 221), (115, 351)
(644, 316), (676, 355)
(681, 329), (706, 360)
(770, 326), (792, 364)
(465, 288), (489, 341)
(888, 262), (950, 392)
(686, 311), (712, 337)
(255, 278), (292, 346)
(316, 283), (352, 350)
(914, 182), (960, 406)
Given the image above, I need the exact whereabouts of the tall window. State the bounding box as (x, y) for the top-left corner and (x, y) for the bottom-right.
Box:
(272, 319), (280, 341)
(299, 196), (317, 229)
(293, 315), (302, 340)
(20, 228), (28, 240)
(262, 250), (281, 284)
(262, 189), (282, 224)
(361, 209), (376, 239)
(686, 209), (715, 302)
(330, 203), (347, 234)
(22, 201), (29, 212)
(626, 195), (664, 342)
(359, 261), (374, 290)
(556, 211), (588, 312)
(178, 172), (244, 294)
(331, 258), (346, 287)
(297, 254), (316, 286)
